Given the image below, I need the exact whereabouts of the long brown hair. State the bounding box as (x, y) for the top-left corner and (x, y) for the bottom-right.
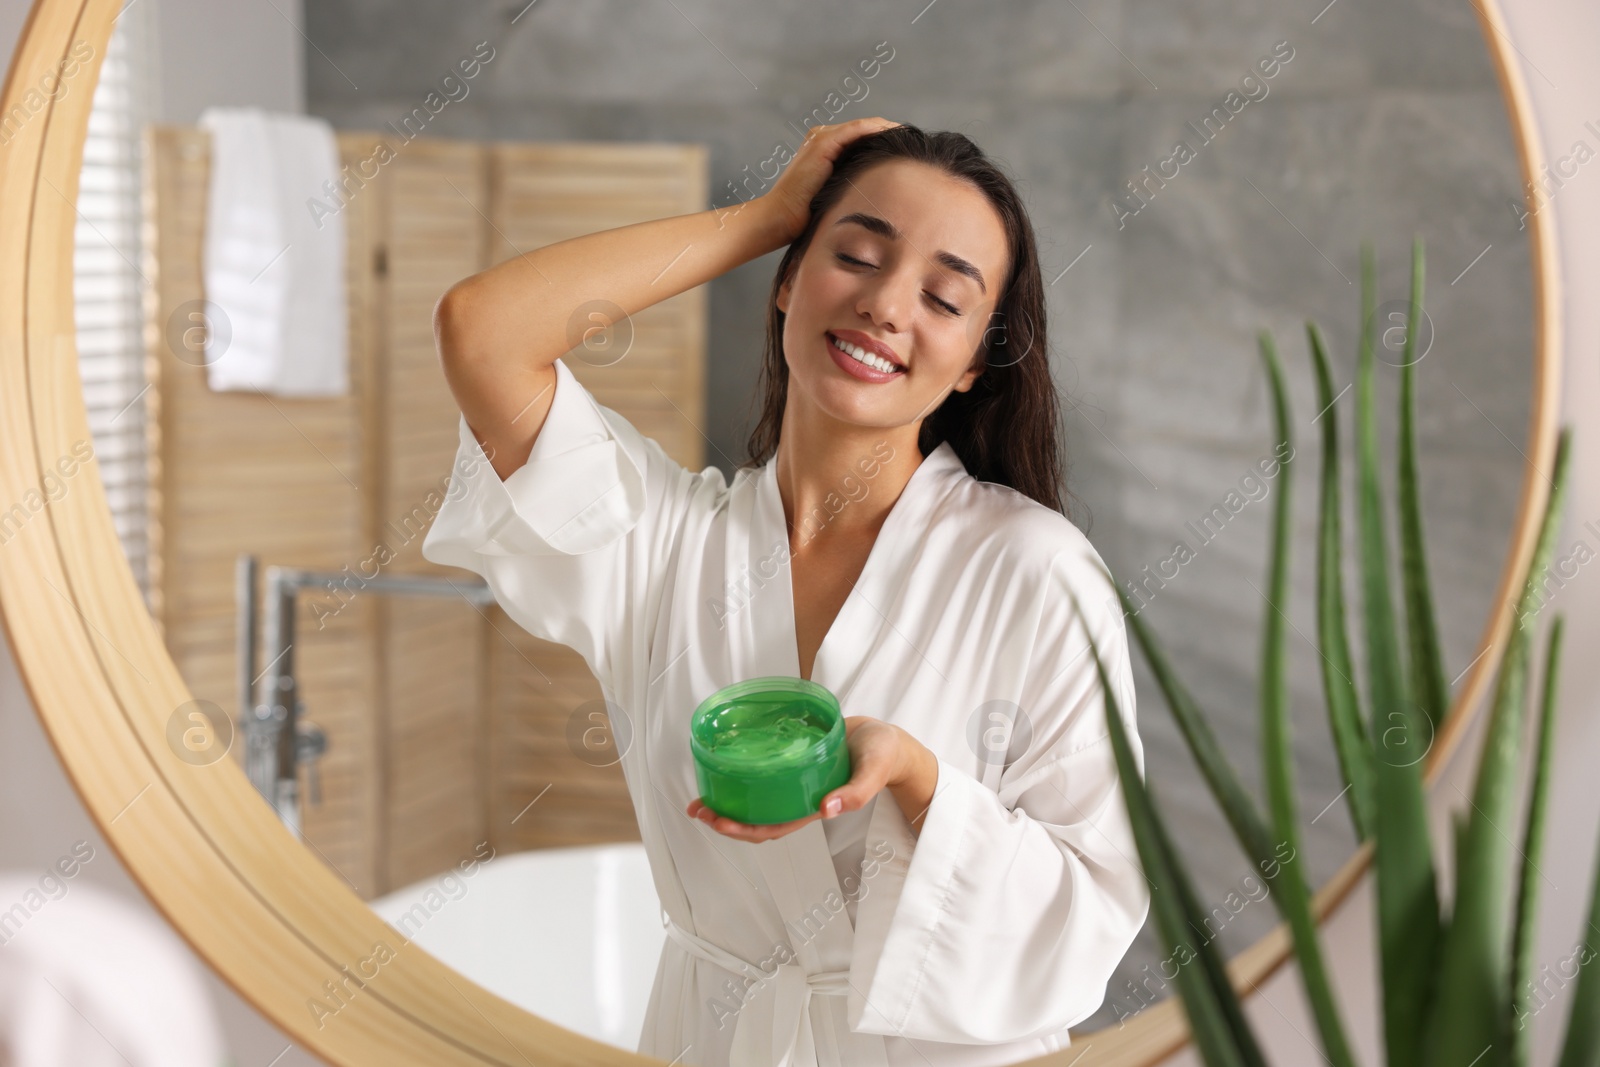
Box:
(738, 123), (1074, 520)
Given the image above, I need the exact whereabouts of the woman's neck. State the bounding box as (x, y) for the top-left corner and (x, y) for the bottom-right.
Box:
(771, 401), (926, 550)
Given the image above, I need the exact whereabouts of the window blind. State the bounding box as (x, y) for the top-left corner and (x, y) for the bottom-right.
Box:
(74, 2), (157, 609)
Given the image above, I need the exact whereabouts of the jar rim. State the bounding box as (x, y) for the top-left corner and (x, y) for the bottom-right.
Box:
(689, 676), (843, 774)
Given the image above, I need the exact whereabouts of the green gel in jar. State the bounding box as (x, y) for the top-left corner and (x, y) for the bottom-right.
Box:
(690, 676), (851, 825)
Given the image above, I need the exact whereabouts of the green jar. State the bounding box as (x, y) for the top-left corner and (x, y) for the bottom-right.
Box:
(689, 676), (852, 825)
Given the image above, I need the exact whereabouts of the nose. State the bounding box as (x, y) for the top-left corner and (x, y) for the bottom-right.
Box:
(853, 267), (916, 334)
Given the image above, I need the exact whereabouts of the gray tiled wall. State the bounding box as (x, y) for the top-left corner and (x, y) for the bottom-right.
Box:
(308, 0), (1533, 1036)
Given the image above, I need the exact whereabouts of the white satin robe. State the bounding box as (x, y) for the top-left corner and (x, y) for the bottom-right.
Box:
(421, 357), (1151, 1067)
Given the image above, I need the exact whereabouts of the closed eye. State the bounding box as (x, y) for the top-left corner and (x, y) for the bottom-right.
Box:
(834, 252), (962, 316)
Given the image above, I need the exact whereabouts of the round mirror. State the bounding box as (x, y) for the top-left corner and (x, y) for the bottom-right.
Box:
(0, 0), (1559, 1064)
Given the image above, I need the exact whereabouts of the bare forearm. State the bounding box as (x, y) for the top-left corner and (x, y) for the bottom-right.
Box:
(888, 727), (939, 839)
(441, 196), (791, 370)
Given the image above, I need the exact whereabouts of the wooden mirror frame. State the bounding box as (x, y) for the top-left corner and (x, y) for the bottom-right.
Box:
(0, 0), (1561, 1063)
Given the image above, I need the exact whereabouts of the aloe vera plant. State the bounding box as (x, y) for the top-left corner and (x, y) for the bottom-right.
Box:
(1086, 237), (1584, 1066)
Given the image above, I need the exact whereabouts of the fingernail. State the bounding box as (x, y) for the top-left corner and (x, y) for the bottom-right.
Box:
(823, 797), (842, 817)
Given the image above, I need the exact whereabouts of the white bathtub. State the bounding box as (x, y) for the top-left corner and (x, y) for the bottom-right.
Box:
(369, 842), (666, 1052)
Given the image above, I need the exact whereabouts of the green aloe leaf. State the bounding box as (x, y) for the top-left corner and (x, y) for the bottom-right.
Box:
(1076, 583), (1268, 1067)
(1306, 319), (1375, 841)
(1431, 585), (1532, 1067)
(1115, 585), (1277, 874)
(1510, 615), (1565, 1067)
(1423, 428), (1571, 1067)
(1397, 237), (1451, 729)
(1256, 331), (1357, 1067)
(1360, 240), (1443, 1067)
(1557, 681), (1600, 1067)
(1451, 809), (1470, 886)
(1356, 239), (1411, 748)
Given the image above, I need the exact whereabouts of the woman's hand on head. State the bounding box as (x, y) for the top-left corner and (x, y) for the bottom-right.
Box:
(759, 117), (905, 246)
(685, 715), (908, 843)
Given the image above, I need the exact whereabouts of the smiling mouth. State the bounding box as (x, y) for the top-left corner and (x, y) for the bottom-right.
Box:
(826, 332), (905, 374)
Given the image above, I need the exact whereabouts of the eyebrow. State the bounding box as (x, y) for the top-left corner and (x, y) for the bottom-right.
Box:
(831, 212), (988, 296)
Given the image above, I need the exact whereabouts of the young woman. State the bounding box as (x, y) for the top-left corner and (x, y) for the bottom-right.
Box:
(423, 118), (1149, 1067)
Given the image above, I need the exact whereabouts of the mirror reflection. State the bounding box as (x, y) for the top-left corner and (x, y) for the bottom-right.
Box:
(70, 0), (1533, 1061)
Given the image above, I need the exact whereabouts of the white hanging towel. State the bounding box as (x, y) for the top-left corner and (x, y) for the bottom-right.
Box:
(197, 106), (348, 396)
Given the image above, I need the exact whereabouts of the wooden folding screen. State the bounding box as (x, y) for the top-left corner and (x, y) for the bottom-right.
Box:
(144, 127), (707, 897)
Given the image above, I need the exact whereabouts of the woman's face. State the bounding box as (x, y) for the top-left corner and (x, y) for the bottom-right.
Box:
(776, 159), (1011, 436)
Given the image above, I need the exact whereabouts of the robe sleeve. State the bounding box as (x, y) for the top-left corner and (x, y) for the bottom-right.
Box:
(420, 356), (711, 687)
(846, 540), (1150, 1045)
